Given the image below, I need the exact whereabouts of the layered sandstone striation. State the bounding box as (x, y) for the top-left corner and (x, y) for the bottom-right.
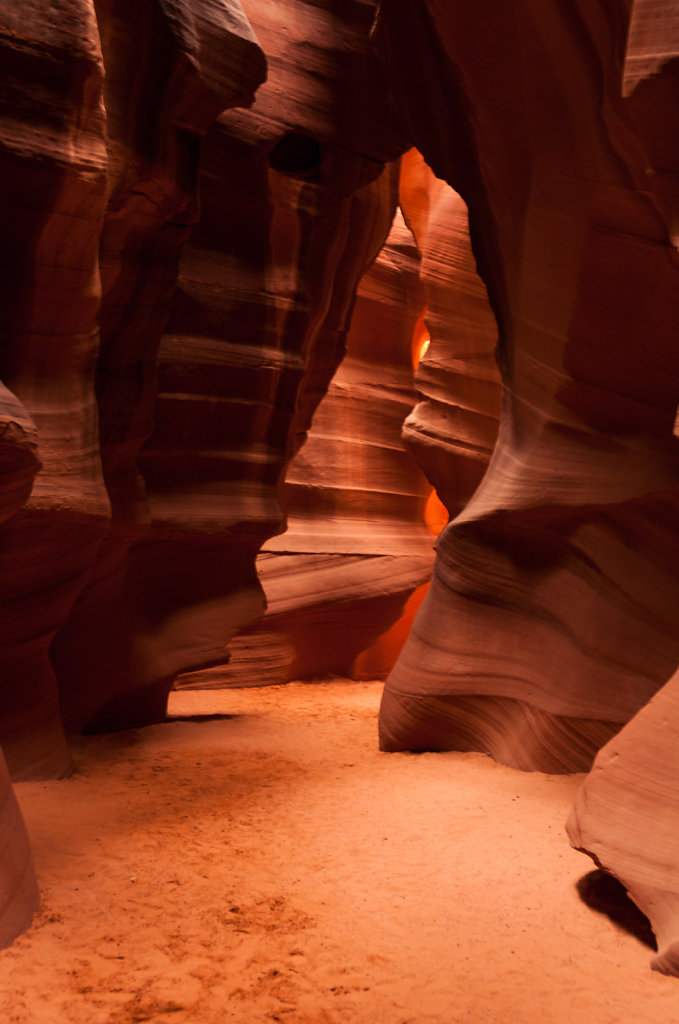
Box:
(0, 0), (110, 779)
(5, 0), (679, 979)
(376, 0), (679, 774)
(566, 1), (679, 976)
(0, 384), (40, 525)
(398, 148), (501, 521)
(567, 671), (679, 976)
(49, 0), (267, 735)
(52, 0), (405, 731)
(177, 200), (436, 689)
(1, 0), (407, 947)
(0, 0), (265, 773)
(0, 751), (38, 950)
(0, 381), (40, 945)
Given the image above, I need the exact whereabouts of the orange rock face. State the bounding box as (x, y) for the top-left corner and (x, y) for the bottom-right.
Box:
(0, 0), (110, 780)
(48, 0), (267, 736)
(372, 0), (679, 974)
(4, 0), (679, 978)
(399, 149), (501, 521)
(0, 382), (40, 945)
(0, 751), (38, 950)
(566, 0), (679, 977)
(49, 0), (405, 734)
(376, 0), (679, 776)
(567, 670), (679, 976)
(176, 197), (436, 689)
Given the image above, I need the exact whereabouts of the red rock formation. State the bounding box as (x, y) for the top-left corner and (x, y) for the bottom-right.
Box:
(0, 0), (110, 779)
(376, 0), (679, 773)
(0, 751), (39, 949)
(567, 671), (679, 976)
(176, 198), (435, 688)
(0, 384), (40, 526)
(566, 1), (679, 977)
(0, 383), (41, 946)
(50, 0), (405, 732)
(49, 0), (266, 735)
(399, 149), (501, 520)
(0, 0), (266, 775)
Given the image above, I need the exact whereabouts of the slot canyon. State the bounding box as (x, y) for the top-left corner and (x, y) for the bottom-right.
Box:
(2, 0), (679, 1020)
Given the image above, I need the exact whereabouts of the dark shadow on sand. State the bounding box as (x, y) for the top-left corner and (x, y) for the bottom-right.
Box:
(576, 870), (656, 950)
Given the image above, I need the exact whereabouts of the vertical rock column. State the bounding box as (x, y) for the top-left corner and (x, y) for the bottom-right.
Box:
(0, 386), (41, 946)
(178, 193), (436, 689)
(567, 0), (679, 978)
(398, 148), (501, 521)
(54, 0), (406, 729)
(263, 202), (435, 683)
(0, 0), (109, 779)
(50, 0), (267, 732)
(0, 750), (38, 949)
(376, 0), (679, 772)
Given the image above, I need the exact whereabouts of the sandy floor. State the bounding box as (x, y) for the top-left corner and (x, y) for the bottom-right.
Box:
(1, 680), (678, 1024)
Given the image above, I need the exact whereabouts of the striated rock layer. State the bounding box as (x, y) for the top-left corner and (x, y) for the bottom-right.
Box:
(51, 0), (406, 732)
(0, 0), (404, 949)
(0, 0), (110, 779)
(0, 381), (40, 945)
(178, 202), (436, 688)
(398, 148), (501, 521)
(0, 751), (39, 949)
(50, 0), (266, 736)
(567, 670), (679, 976)
(567, 0), (679, 977)
(376, 0), (679, 773)
(1, 0), (265, 775)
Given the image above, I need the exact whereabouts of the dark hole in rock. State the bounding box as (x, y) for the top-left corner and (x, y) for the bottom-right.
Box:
(268, 133), (322, 176)
(576, 869), (657, 950)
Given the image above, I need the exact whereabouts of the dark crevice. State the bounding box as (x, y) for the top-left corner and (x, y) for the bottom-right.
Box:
(268, 133), (322, 177)
(576, 870), (657, 950)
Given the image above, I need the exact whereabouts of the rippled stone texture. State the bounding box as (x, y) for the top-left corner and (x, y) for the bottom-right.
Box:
(0, 751), (38, 949)
(399, 148), (501, 520)
(0, 0), (110, 779)
(567, 668), (679, 976)
(51, 0), (405, 732)
(376, 0), (679, 773)
(567, 0), (679, 977)
(0, 383), (39, 525)
(50, 0), (266, 735)
(176, 200), (435, 689)
(0, 380), (40, 945)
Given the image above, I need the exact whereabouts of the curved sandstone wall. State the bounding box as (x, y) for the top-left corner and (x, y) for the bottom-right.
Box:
(376, 0), (679, 777)
(567, 0), (679, 978)
(0, 382), (41, 945)
(176, 199), (437, 689)
(46, 0), (407, 734)
(3, 0), (679, 977)
(0, 0), (110, 780)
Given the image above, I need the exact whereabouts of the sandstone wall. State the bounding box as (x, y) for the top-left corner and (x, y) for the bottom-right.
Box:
(0, 0), (409, 946)
(177, 197), (436, 689)
(48, 0), (407, 735)
(567, 0), (679, 977)
(3, 0), (679, 976)
(374, 0), (679, 974)
(0, 382), (40, 945)
(376, 0), (679, 776)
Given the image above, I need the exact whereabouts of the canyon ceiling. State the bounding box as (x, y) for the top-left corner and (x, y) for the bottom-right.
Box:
(2, 0), (679, 978)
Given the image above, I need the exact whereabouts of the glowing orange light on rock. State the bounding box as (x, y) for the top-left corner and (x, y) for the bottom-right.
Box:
(424, 487), (448, 536)
(351, 582), (430, 679)
(412, 314), (431, 371)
